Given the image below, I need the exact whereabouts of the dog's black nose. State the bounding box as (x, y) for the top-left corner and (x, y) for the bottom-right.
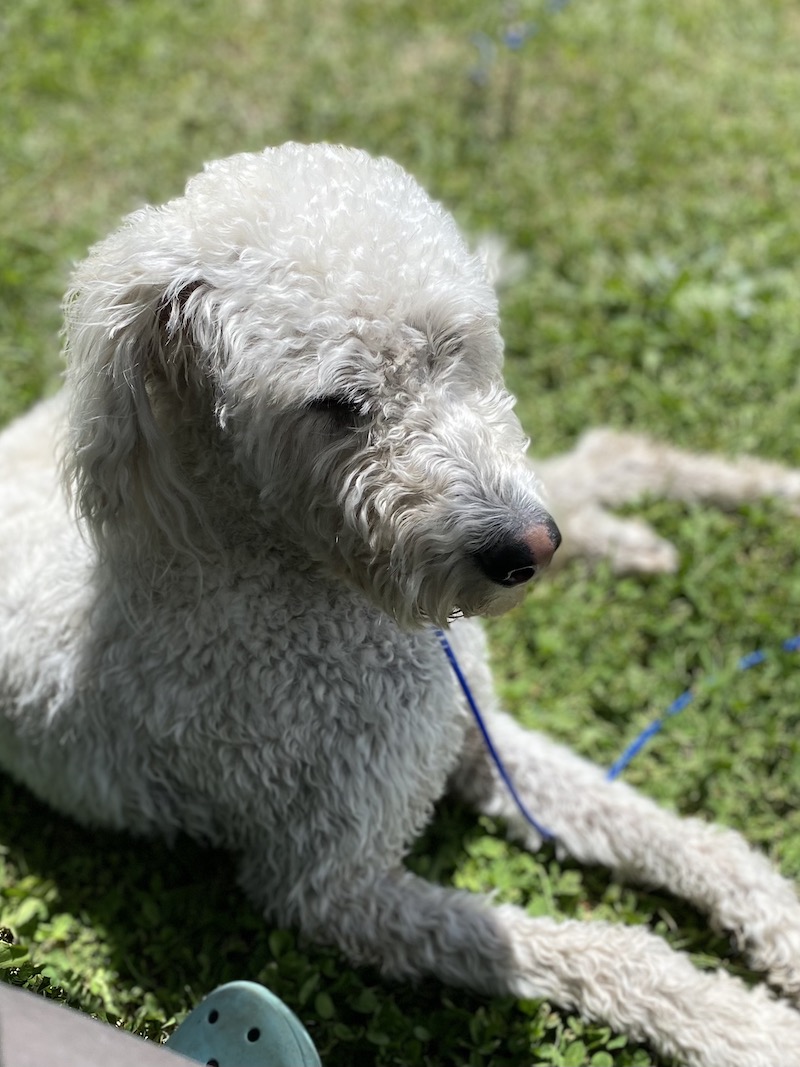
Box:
(474, 518), (561, 587)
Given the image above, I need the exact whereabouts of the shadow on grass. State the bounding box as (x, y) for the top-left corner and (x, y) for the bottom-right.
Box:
(0, 773), (551, 1065)
(3, 767), (750, 1066)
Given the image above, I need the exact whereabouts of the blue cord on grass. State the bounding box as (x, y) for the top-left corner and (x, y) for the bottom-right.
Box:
(437, 629), (800, 841)
(606, 634), (800, 781)
(435, 628), (554, 842)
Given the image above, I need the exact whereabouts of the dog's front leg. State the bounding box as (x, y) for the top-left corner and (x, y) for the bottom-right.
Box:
(449, 707), (800, 1004)
(242, 858), (800, 1067)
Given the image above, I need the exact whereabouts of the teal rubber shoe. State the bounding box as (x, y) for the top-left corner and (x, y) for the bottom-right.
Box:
(166, 981), (322, 1066)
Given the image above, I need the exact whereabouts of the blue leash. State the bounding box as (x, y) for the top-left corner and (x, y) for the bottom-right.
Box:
(437, 629), (800, 842)
(607, 634), (800, 780)
(435, 629), (554, 842)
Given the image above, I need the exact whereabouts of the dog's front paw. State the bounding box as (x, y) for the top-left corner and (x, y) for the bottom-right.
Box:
(744, 913), (800, 1006)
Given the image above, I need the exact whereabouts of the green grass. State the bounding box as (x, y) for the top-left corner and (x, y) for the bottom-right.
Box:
(2, 0), (800, 1063)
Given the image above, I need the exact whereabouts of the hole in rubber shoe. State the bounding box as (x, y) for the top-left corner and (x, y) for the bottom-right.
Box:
(208, 1009), (219, 1024)
(206, 1060), (219, 1066)
(247, 1026), (261, 1042)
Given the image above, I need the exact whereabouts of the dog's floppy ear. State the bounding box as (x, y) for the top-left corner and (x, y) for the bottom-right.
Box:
(63, 266), (219, 562)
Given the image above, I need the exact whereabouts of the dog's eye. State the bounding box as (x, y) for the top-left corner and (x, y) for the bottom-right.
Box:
(305, 393), (364, 428)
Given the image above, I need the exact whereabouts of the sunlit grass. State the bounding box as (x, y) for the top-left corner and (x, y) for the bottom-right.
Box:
(2, 1), (800, 1063)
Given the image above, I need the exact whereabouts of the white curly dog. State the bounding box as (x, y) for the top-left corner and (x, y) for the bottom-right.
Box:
(2, 143), (800, 1067)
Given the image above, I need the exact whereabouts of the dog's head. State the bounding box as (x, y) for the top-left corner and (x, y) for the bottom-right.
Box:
(65, 143), (558, 627)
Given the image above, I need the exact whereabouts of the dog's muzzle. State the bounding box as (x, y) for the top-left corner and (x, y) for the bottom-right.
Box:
(473, 517), (561, 587)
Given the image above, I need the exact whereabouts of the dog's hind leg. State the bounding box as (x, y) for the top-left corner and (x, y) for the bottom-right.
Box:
(541, 502), (680, 574)
(536, 429), (800, 574)
(448, 706), (800, 1007)
(538, 428), (800, 515)
(242, 858), (800, 1067)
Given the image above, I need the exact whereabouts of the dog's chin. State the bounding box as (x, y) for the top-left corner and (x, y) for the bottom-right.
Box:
(349, 564), (531, 631)
(463, 583), (529, 619)
(427, 583), (529, 627)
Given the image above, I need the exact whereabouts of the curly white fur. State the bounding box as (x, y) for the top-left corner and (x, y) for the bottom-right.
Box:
(2, 143), (800, 1067)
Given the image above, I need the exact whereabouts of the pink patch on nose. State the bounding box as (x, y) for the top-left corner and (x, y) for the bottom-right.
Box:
(521, 519), (561, 571)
